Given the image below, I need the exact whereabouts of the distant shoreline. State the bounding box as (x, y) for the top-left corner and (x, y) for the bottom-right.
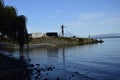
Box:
(0, 37), (102, 50)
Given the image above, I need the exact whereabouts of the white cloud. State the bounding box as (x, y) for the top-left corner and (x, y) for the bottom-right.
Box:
(64, 12), (120, 37)
(67, 12), (120, 28)
(50, 9), (62, 18)
(79, 13), (104, 20)
(102, 17), (120, 25)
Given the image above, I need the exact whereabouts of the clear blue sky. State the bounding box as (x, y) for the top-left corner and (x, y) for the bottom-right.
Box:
(4, 0), (120, 37)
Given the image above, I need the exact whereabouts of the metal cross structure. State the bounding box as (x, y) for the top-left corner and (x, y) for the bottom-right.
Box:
(61, 25), (65, 37)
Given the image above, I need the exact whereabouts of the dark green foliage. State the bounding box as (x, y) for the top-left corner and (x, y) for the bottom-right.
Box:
(0, 0), (29, 45)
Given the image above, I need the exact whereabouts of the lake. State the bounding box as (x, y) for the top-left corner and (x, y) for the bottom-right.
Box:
(11, 38), (120, 80)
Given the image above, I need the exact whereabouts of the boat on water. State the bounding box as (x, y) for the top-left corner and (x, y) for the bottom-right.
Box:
(98, 38), (104, 43)
(98, 40), (104, 43)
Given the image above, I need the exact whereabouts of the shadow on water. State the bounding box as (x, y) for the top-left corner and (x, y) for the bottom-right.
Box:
(47, 47), (59, 58)
(19, 44), (24, 59)
(19, 44), (30, 61)
(62, 48), (65, 66)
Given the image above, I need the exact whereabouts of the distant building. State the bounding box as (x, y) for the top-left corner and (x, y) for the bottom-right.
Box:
(46, 32), (58, 37)
(31, 33), (43, 38)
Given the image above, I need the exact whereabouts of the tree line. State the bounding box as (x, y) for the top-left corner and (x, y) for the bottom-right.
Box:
(0, 0), (29, 45)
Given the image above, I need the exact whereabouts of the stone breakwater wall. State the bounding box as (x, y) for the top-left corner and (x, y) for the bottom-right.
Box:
(30, 37), (99, 46)
(0, 37), (100, 50)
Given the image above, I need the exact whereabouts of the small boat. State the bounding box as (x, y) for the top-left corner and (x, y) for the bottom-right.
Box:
(98, 40), (104, 43)
(98, 38), (104, 43)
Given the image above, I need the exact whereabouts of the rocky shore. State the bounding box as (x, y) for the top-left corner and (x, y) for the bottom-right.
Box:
(30, 37), (99, 47)
(0, 37), (101, 50)
(16, 37), (100, 49)
(0, 53), (60, 80)
(0, 53), (31, 80)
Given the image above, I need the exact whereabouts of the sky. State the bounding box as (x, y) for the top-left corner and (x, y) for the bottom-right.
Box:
(4, 0), (120, 37)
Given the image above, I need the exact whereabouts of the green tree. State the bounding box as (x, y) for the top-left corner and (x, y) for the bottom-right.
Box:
(0, 0), (5, 35)
(17, 15), (29, 54)
(0, 0), (29, 50)
(4, 6), (17, 41)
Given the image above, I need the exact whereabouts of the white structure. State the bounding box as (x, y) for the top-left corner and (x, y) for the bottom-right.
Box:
(31, 33), (44, 38)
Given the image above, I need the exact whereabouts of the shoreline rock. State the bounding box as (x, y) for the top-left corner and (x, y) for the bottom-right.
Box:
(0, 53), (31, 80)
(0, 37), (103, 50)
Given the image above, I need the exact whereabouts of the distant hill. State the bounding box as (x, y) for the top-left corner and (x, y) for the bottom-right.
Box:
(91, 33), (120, 39)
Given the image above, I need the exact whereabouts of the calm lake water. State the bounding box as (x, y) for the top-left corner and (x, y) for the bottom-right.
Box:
(12, 38), (120, 80)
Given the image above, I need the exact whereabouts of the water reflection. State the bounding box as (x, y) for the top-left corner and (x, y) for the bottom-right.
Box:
(62, 48), (65, 66)
(0, 43), (14, 53)
(8, 38), (120, 80)
(19, 44), (24, 59)
(19, 44), (30, 61)
(22, 48), (31, 62)
(47, 47), (59, 58)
